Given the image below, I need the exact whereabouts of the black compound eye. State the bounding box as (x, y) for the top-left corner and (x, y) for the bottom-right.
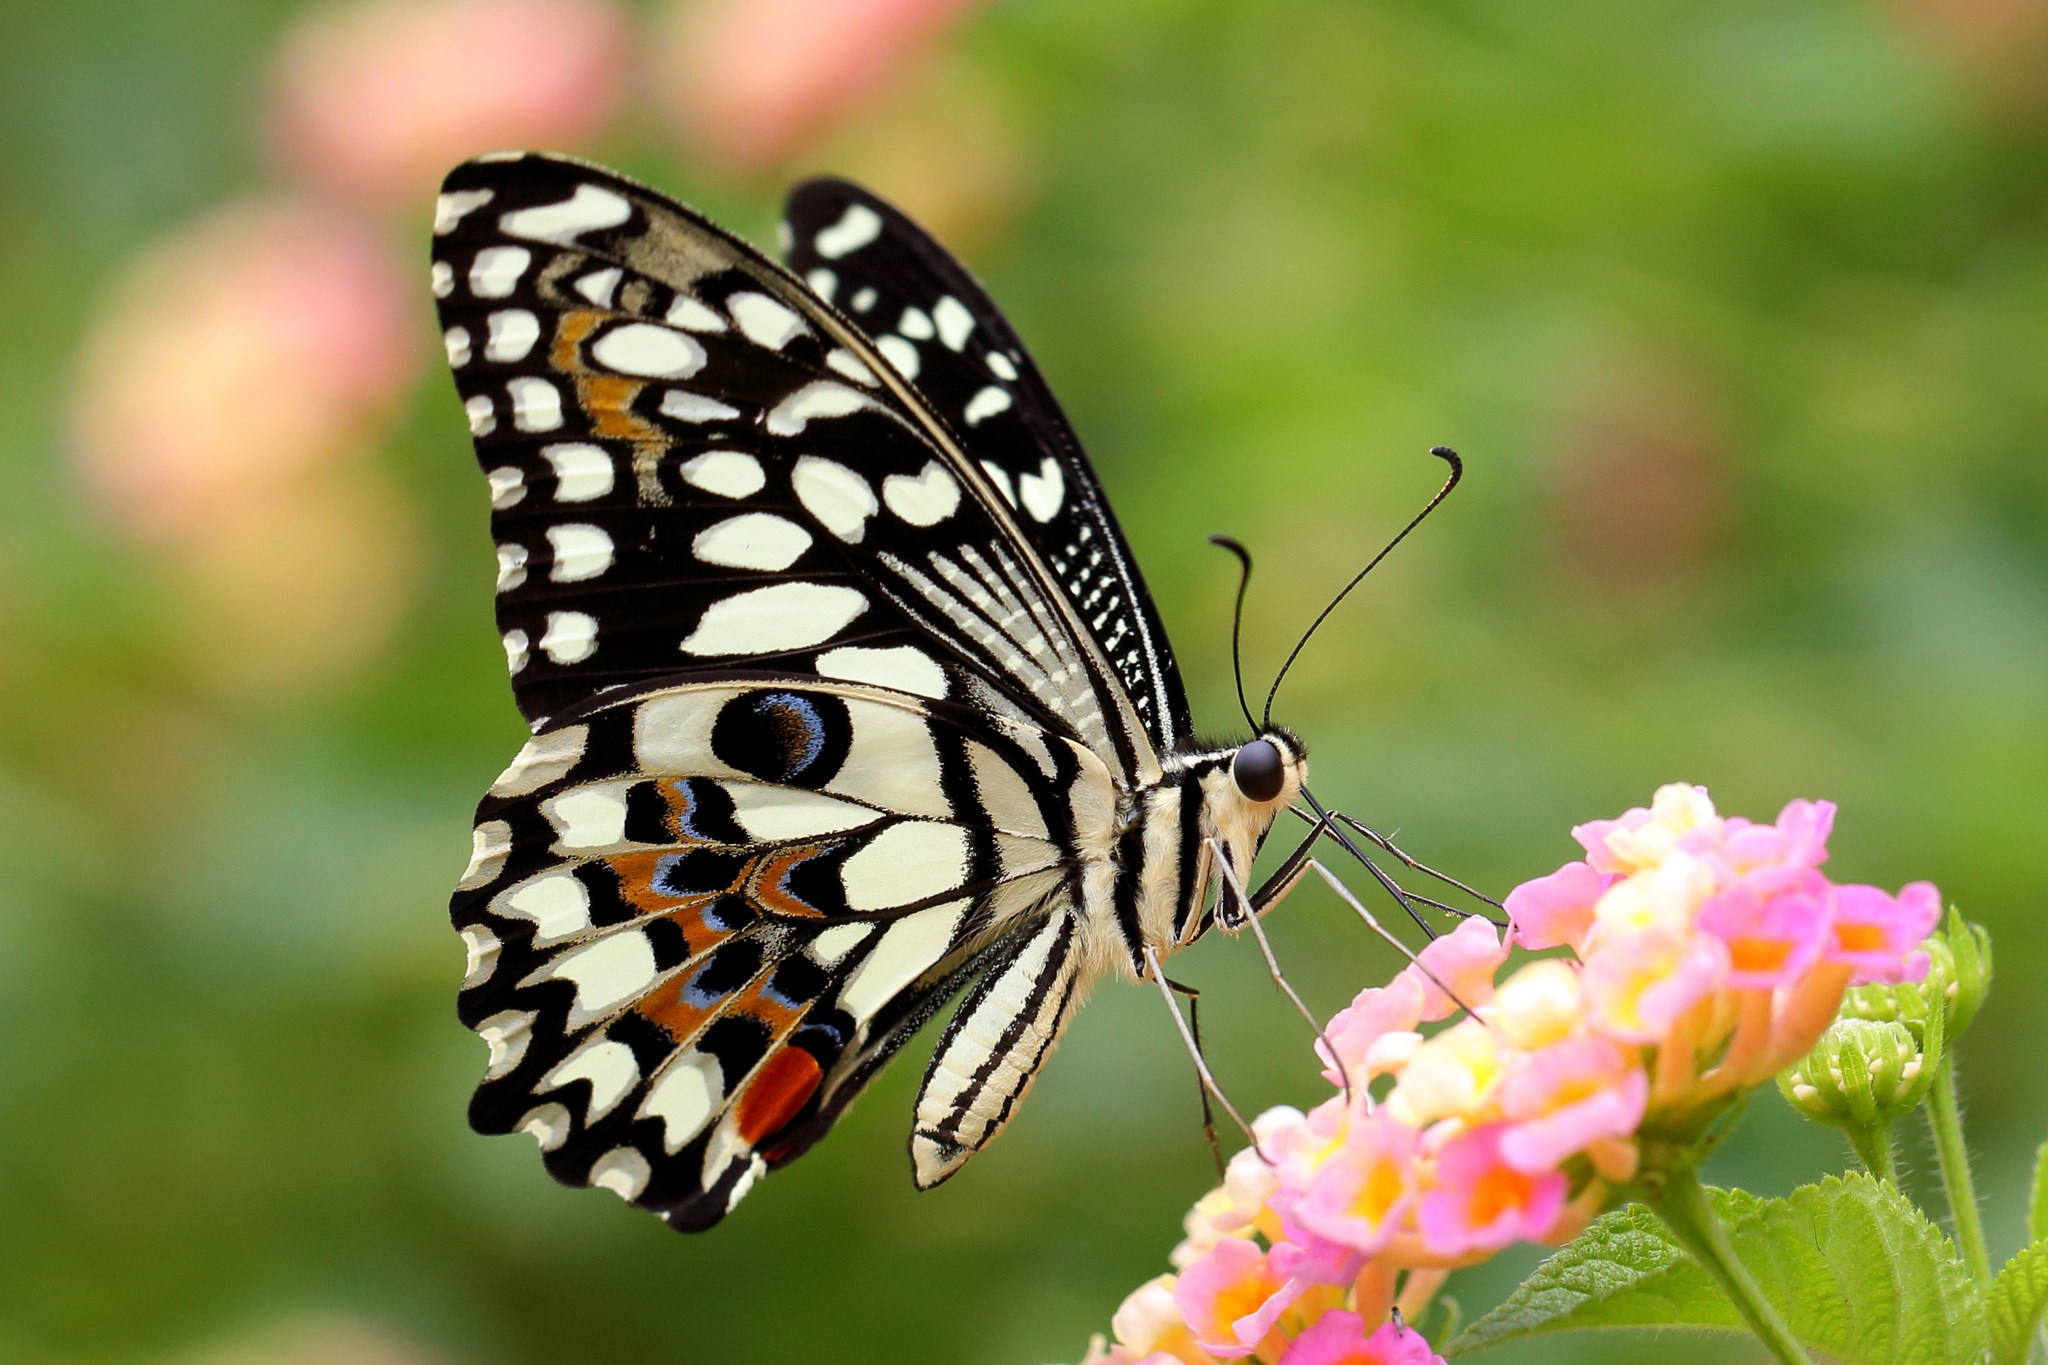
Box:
(1231, 738), (1286, 803)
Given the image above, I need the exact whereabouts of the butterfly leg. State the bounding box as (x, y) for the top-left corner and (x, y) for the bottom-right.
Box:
(1205, 835), (1353, 1102)
(1165, 975), (1228, 1180)
(1143, 945), (1268, 1163)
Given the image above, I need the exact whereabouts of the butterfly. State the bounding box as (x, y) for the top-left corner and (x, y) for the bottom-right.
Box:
(432, 153), (1424, 1232)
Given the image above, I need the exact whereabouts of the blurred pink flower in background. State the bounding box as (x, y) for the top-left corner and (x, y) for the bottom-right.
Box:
(71, 198), (418, 542)
(270, 0), (629, 206)
(69, 198), (423, 699)
(651, 0), (980, 173)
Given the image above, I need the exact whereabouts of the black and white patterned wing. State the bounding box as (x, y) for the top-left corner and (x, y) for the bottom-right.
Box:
(432, 153), (1160, 782)
(782, 180), (1193, 752)
(453, 675), (1106, 1229)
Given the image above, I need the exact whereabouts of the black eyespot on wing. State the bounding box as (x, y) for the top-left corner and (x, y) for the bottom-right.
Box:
(711, 689), (852, 788)
(1231, 738), (1286, 803)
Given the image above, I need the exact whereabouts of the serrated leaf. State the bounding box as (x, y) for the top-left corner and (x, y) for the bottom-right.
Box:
(2029, 1141), (2048, 1246)
(1445, 1173), (1984, 1365)
(1989, 1239), (2048, 1365)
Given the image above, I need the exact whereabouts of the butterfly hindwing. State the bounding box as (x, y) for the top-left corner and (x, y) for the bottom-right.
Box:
(782, 180), (1193, 753)
(451, 672), (1104, 1227)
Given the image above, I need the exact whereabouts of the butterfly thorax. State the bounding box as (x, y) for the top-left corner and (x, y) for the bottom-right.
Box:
(1077, 731), (1307, 984)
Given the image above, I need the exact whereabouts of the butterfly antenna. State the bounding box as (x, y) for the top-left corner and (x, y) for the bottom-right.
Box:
(1262, 447), (1463, 727)
(1208, 535), (1259, 732)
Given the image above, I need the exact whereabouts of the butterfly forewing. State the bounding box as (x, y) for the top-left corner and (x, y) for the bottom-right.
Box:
(782, 180), (1193, 754)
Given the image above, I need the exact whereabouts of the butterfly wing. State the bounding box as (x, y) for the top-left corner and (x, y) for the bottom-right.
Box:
(781, 180), (1193, 753)
(454, 673), (1111, 1229)
(433, 154), (1155, 1224)
(432, 152), (1159, 782)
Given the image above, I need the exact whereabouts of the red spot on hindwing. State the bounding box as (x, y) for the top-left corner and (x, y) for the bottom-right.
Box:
(735, 1047), (823, 1145)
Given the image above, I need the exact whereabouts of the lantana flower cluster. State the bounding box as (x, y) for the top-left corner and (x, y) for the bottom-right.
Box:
(1082, 785), (1940, 1365)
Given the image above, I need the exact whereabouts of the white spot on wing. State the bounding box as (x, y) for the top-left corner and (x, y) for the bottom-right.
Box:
(768, 382), (879, 436)
(807, 923), (873, 967)
(665, 296), (728, 332)
(490, 723), (589, 795)
(540, 610), (598, 663)
(460, 822), (513, 891)
(487, 465), (525, 508)
(882, 461), (960, 526)
(444, 326), (471, 366)
(807, 267), (837, 301)
(575, 266), (621, 307)
(660, 391), (742, 424)
(431, 260), (454, 297)
(816, 645), (947, 699)
(932, 296), (974, 351)
(543, 443), (613, 502)
(727, 291), (807, 349)
(544, 785), (627, 849)
(495, 542), (528, 592)
(876, 335), (919, 380)
(461, 923), (502, 987)
(546, 524), (614, 582)
(499, 184), (632, 243)
(963, 385), (1012, 426)
(470, 245), (530, 298)
(1019, 456), (1065, 522)
(727, 786), (877, 840)
(898, 306), (935, 340)
(825, 348), (879, 386)
(980, 460), (1016, 507)
(640, 1052), (723, 1152)
(466, 394), (496, 436)
(544, 1036), (640, 1119)
(828, 699), (949, 817)
(477, 1009), (534, 1079)
(692, 512), (812, 571)
(839, 901), (968, 1020)
(680, 450), (765, 498)
(791, 456), (877, 542)
(851, 286), (877, 312)
(589, 1146), (651, 1201)
(501, 870), (591, 941)
(680, 582), (866, 655)
(539, 929), (658, 1020)
(591, 322), (706, 379)
(815, 203), (883, 258)
(508, 376), (563, 431)
(840, 822), (969, 911)
(517, 1103), (571, 1151)
(486, 309), (540, 362)
(987, 351), (1019, 381)
(502, 628), (529, 673)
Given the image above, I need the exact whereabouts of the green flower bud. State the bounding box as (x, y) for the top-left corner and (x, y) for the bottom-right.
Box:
(1937, 907), (1991, 1039)
(1778, 1018), (1933, 1128)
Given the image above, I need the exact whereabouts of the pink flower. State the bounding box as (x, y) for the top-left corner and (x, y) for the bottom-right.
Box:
(1173, 1237), (1303, 1359)
(1278, 1312), (1444, 1365)
(70, 198), (418, 541)
(1580, 921), (1729, 1044)
(1405, 917), (1510, 1022)
(1504, 860), (1603, 951)
(1719, 799), (1835, 873)
(1695, 881), (1831, 989)
(650, 0), (979, 172)
(1827, 881), (1941, 983)
(269, 0), (629, 207)
(1415, 1125), (1569, 1257)
(1319, 974), (1425, 1086)
(1574, 783), (1721, 875)
(1497, 1036), (1648, 1174)
(1491, 959), (1584, 1050)
(1289, 1114), (1418, 1256)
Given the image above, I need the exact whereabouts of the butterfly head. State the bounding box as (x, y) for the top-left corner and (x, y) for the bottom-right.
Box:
(1229, 729), (1306, 809)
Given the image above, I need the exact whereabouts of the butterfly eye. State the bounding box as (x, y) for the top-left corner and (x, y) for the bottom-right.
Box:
(1231, 738), (1286, 803)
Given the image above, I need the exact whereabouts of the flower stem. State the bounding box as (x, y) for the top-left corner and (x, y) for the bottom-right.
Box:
(1648, 1166), (1812, 1365)
(1847, 1122), (1899, 1185)
(1926, 1052), (1992, 1285)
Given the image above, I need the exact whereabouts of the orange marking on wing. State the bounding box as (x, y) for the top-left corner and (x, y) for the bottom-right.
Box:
(658, 779), (715, 845)
(636, 982), (715, 1044)
(735, 1048), (823, 1145)
(747, 844), (836, 919)
(607, 850), (701, 916)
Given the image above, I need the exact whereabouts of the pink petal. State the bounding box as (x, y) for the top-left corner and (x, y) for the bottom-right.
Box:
(1505, 861), (1603, 951)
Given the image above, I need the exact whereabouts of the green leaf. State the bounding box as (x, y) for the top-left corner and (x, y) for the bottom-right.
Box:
(1446, 1173), (1984, 1365)
(1989, 1239), (2048, 1365)
(2029, 1140), (2048, 1246)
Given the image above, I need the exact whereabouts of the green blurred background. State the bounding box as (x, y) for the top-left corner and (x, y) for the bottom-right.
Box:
(4, 0), (2046, 1360)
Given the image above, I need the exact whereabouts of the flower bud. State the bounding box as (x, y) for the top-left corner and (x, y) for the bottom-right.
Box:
(1777, 1018), (1931, 1128)
(1937, 908), (1991, 1039)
